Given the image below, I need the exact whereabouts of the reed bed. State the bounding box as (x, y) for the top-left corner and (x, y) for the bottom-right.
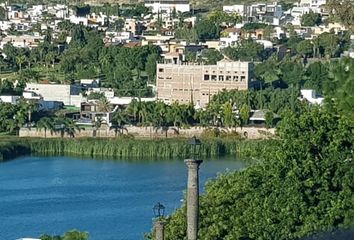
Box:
(0, 137), (277, 161)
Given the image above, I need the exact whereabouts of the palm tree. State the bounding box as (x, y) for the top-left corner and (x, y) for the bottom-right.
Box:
(93, 117), (102, 137)
(167, 101), (183, 128)
(111, 111), (129, 136)
(126, 99), (141, 123)
(45, 52), (55, 68)
(22, 100), (38, 124)
(97, 97), (112, 112)
(7, 111), (26, 135)
(98, 54), (110, 71)
(53, 117), (80, 138)
(37, 117), (54, 138)
(16, 55), (26, 73)
(63, 118), (81, 138)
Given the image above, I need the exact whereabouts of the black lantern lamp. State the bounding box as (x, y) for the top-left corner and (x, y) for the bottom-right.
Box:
(153, 202), (165, 218)
(188, 136), (202, 159)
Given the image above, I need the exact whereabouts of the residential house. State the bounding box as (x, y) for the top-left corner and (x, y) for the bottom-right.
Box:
(300, 89), (324, 105)
(219, 28), (242, 49)
(25, 83), (85, 107)
(0, 95), (20, 104)
(246, 2), (283, 24)
(0, 35), (45, 49)
(144, 0), (190, 14)
(105, 31), (134, 44)
(299, 0), (326, 8)
(223, 4), (246, 17)
(68, 15), (88, 26)
(124, 19), (144, 35)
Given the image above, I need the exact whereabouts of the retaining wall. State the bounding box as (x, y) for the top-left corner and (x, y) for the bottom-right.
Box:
(19, 126), (275, 140)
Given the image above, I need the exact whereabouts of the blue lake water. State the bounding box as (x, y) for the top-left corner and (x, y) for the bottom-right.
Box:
(0, 156), (245, 240)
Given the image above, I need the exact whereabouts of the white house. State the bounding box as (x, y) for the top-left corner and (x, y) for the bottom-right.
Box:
(256, 40), (273, 49)
(68, 15), (88, 26)
(219, 28), (242, 49)
(223, 4), (246, 16)
(0, 35), (45, 49)
(0, 21), (13, 31)
(300, 89), (324, 105)
(26, 5), (45, 19)
(0, 95), (20, 104)
(105, 31), (134, 43)
(144, 0), (190, 14)
(25, 83), (85, 107)
(299, 0), (326, 8)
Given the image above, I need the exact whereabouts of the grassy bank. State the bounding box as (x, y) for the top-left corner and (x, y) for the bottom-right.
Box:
(0, 137), (277, 161)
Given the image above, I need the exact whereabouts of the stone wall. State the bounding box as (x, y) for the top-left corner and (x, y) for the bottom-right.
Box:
(19, 126), (275, 140)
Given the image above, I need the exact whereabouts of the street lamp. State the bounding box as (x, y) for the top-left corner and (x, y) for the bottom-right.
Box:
(153, 202), (165, 218)
(187, 136), (202, 159)
(153, 202), (165, 240)
(185, 136), (203, 240)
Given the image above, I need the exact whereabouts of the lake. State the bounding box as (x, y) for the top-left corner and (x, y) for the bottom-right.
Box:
(0, 156), (245, 240)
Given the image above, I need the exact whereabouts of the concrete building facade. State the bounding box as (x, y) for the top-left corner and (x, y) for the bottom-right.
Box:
(156, 59), (254, 107)
(25, 83), (84, 107)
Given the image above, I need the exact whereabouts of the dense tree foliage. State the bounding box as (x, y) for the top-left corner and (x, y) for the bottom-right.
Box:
(324, 57), (354, 118)
(1, 24), (160, 97)
(155, 104), (354, 240)
(326, 0), (354, 30)
(41, 230), (89, 240)
(223, 39), (268, 61)
(195, 19), (220, 41)
(301, 11), (322, 26)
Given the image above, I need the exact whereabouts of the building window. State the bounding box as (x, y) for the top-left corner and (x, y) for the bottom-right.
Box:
(211, 75), (217, 81)
(204, 75), (210, 81)
(241, 76), (246, 82)
(158, 68), (164, 72)
(219, 75), (224, 81)
(233, 76), (239, 81)
(226, 76), (232, 81)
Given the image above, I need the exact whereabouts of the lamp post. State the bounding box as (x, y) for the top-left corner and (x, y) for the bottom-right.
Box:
(185, 136), (203, 240)
(153, 202), (165, 240)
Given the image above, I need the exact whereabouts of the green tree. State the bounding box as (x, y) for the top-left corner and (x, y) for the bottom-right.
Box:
(325, 57), (354, 118)
(161, 105), (354, 240)
(62, 230), (89, 240)
(239, 104), (250, 127)
(264, 110), (274, 128)
(223, 39), (266, 61)
(37, 117), (54, 138)
(296, 40), (313, 58)
(16, 55), (26, 72)
(318, 32), (340, 58)
(201, 49), (223, 64)
(111, 110), (129, 135)
(174, 26), (198, 43)
(97, 97), (111, 112)
(304, 61), (329, 92)
(301, 11), (322, 26)
(196, 19), (219, 41)
(146, 53), (158, 81)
